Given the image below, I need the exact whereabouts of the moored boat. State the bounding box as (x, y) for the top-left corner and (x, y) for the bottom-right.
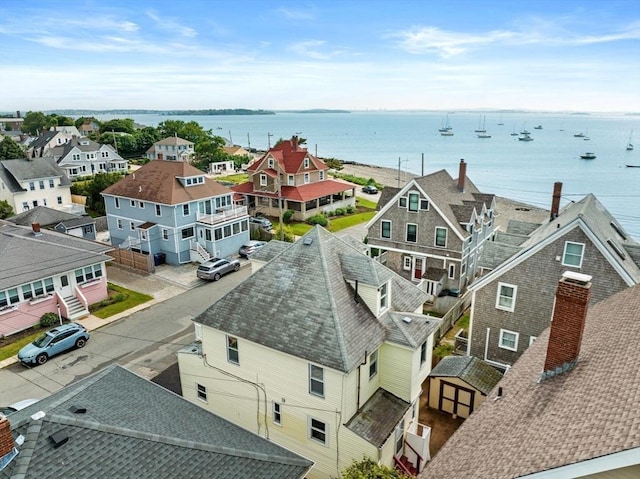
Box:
(580, 152), (596, 159)
(518, 133), (533, 141)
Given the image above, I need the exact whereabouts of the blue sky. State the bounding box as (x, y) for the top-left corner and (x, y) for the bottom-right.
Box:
(1, 0), (639, 112)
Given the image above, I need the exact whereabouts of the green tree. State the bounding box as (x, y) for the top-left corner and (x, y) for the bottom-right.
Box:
(21, 111), (52, 135)
(193, 136), (229, 171)
(341, 457), (411, 479)
(157, 119), (213, 144)
(133, 127), (162, 154)
(74, 116), (101, 129)
(49, 113), (74, 126)
(71, 172), (124, 215)
(0, 136), (25, 160)
(99, 132), (138, 157)
(99, 118), (135, 134)
(0, 200), (14, 219)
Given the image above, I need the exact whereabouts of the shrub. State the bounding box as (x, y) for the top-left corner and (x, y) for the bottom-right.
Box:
(283, 209), (295, 223)
(334, 207), (346, 216)
(273, 225), (295, 242)
(345, 205), (355, 214)
(307, 214), (329, 227)
(40, 312), (59, 328)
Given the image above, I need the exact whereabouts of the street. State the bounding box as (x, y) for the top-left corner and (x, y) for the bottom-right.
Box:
(0, 268), (251, 404)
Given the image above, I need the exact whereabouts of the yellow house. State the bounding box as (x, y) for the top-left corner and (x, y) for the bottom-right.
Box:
(178, 226), (442, 478)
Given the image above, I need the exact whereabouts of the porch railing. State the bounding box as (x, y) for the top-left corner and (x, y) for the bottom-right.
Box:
(197, 206), (247, 225)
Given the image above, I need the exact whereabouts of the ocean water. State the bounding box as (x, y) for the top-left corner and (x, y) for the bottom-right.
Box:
(97, 111), (640, 239)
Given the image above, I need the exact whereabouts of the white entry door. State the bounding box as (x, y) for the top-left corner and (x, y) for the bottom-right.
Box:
(59, 274), (73, 297)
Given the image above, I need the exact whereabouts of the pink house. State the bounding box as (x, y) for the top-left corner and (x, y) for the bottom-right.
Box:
(0, 221), (112, 337)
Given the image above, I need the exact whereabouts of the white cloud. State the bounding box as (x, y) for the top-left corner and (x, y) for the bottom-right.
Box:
(288, 40), (331, 60)
(276, 7), (316, 21)
(145, 9), (198, 38)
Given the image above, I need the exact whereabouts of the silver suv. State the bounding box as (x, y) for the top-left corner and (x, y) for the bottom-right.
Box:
(196, 257), (241, 281)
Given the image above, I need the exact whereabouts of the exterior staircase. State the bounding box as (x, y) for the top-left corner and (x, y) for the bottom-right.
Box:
(64, 295), (89, 320)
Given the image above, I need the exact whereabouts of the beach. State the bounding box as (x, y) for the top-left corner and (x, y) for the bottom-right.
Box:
(339, 162), (418, 188)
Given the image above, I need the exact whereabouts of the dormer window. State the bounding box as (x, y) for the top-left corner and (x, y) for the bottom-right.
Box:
(183, 176), (205, 186)
(304, 158), (310, 169)
(379, 282), (388, 310)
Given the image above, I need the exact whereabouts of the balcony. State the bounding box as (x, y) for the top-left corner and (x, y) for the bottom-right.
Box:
(197, 206), (248, 225)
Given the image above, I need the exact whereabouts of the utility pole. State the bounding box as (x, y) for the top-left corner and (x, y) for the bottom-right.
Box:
(397, 157), (401, 188)
(247, 132), (251, 152)
(229, 130), (233, 144)
(268, 132), (273, 149)
(421, 153), (424, 176)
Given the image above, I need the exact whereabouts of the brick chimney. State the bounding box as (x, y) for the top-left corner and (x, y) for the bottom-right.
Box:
(540, 271), (592, 380)
(32, 223), (42, 236)
(457, 159), (467, 192)
(291, 135), (299, 151)
(0, 416), (14, 458)
(550, 182), (562, 220)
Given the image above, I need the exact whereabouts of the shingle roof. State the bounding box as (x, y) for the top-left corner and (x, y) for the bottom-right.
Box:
(153, 136), (194, 146)
(423, 284), (640, 478)
(233, 178), (353, 202)
(0, 157), (70, 189)
(0, 221), (112, 290)
(428, 355), (503, 395)
(8, 206), (79, 227)
(27, 130), (59, 149)
(4, 364), (312, 479)
(195, 226), (432, 373)
(102, 160), (230, 205)
(248, 138), (327, 175)
(345, 389), (410, 447)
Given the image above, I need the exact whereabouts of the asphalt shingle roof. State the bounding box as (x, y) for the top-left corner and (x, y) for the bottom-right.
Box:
(0, 158), (70, 192)
(195, 226), (432, 373)
(423, 284), (640, 478)
(8, 206), (79, 227)
(428, 355), (503, 395)
(4, 365), (312, 479)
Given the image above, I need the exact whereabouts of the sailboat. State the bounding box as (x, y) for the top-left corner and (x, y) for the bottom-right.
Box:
(627, 130), (634, 151)
(475, 115), (487, 133)
(477, 116), (490, 138)
(438, 114), (452, 133)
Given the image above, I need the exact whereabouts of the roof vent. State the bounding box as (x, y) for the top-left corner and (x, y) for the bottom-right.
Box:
(303, 237), (313, 245)
(49, 431), (68, 448)
(402, 316), (412, 324)
(31, 411), (45, 421)
(69, 405), (86, 414)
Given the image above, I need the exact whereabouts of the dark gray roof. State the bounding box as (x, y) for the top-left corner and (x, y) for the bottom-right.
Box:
(422, 266), (447, 281)
(379, 311), (441, 349)
(4, 365), (312, 479)
(195, 226), (431, 373)
(506, 219), (543, 236)
(249, 239), (291, 262)
(8, 206), (79, 227)
(428, 355), (503, 395)
(477, 241), (522, 269)
(56, 216), (95, 229)
(450, 203), (477, 224)
(626, 244), (640, 268)
(493, 230), (529, 246)
(339, 252), (394, 288)
(27, 130), (59, 149)
(0, 157), (70, 188)
(345, 389), (410, 448)
(376, 186), (400, 211)
(0, 222), (112, 290)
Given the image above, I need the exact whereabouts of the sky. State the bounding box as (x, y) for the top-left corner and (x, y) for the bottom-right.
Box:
(0, 0), (639, 113)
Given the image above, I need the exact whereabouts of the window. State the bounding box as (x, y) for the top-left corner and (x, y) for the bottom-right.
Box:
(22, 202), (28, 211)
(420, 199), (429, 210)
(130, 200), (135, 207)
(196, 383), (207, 402)
(288, 175), (294, 186)
(309, 418), (327, 445)
(562, 241), (584, 267)
(304, 158), (310, 169)
(529, 336), (537, 346)
(21, 284), (33, 300)
(29, 182), (35, 191)
(44, 278), (54, 293)
(181, 227), (194, 239)
(39, 181), (45, 190)
(403, 256), (412, 270)
(114, 197), (120, 208)
(381, 220), (391, 239)
(398, 197), (407, 208)
(139, 201), (144, 209)
(435, 227), (447, 247)
(420, 340), (427, 366)
(117, 219), (123, 230)
(0, 288), (19, 307)
(408, 192), (419, 212)
(183, 204), (190, 216)
(260, 174), (267, 186)
(32, 200), (38, 207)
(319, 171), (324, 180)
(227, 335), (239, 364)
(43, 199), (47, 206)
(49, 179), (55, 188)
(75, 264), (103, 284)
(140, 230), (147, 240)
(309, 364), (324, 397)
(379, 282), (388, 310)
(448, 264), (455, 279)
(156, 204), (162, 216)
(159, 229), (167, 241)
(304, 173), (310, 184)
(496, 283), (517, 311)
(273, 402), (282, 425)
(499, 329), (519, 351)
(369, 350), (378, 379)
(214, 228), (223, 240)
(406, 224), (417, 243)
(268, 158), (274, 168)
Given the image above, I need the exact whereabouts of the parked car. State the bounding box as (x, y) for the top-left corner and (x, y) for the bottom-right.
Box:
(18, 323), (89, 366)
(0, 398), (39, 416)
(239, 240), (266, 258)
(249, 216), (273, 230)
(196, 257), (241, 281)
(362, 185), (378, 194)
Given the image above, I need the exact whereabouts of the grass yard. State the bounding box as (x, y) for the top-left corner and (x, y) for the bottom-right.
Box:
(0, 329), (43, 362)
(89, 283), (153, 319)
(216, 173), (248, 183)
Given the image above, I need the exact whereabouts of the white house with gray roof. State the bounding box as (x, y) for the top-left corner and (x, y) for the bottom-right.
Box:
(178, 226), (442, 478)
(44, 136), (127, 178)
(0, 221), (112, 336)
(146, 136), (195, 161)
(468, 191), (640, 370)
(0, 364), (313, 478)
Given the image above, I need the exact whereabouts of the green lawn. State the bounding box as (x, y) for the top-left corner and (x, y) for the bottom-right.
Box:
(216, 173), (248, 183)
(89, 283), (153, 319)
(0, 330), (42, 362)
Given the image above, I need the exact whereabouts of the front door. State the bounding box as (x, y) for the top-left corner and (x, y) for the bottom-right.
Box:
(59, 274), (72, 297)
(413, 257), (423, 281)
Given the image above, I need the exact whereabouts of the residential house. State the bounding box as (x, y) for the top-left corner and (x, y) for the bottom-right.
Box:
(44, 137), (127, 178)
(232, 136), (356, 221)
(7, 205), (96, 240)
(26, 128), (77, 158)
(0, 115), (23, 132)
(0, 221), (111, 337)
(0, 364), (313, 478)
(0, 157), (82, 215)
(209, 160), (236, 175)
(78, 118), (100, 136)
(423, 275), (640, 478)
(178, 226), (442, 478)
(145, 136), (195, 161)
(102, 160), (249, 264)
(366, 160), (496, 310)
(425, 355), (502, 419)
(468, 187), (640, 370)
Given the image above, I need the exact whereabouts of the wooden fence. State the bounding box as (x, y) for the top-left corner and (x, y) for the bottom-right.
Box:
(107, 249), (155, 273)
(434, 291), (471, 341)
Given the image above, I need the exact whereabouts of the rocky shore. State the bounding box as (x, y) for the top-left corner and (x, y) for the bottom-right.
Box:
(338, 162), (418, 188)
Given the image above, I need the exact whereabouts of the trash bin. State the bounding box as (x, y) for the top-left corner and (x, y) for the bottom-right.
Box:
(153, 253), (166, 266)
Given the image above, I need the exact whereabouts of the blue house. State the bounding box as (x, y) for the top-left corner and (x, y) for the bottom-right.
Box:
(102, 160), (249, 265)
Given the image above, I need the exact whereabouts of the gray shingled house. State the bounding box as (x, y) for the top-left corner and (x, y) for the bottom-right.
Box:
(8, 205), (96, 240)
(178, 226), (442, 478)
(0, 364), (313, 478)
(468, 190), (640, 370)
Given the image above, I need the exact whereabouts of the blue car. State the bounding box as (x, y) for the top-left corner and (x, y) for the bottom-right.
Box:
(18, 323), (90, 366)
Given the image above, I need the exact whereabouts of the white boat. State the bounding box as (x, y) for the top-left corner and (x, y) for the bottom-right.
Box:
(580, 152), (596, 159)
(627, 130), (634, 151)
(574, 132), (585, 138)
(441, 130), (454, 136)
(534, 125), (543, 130)
(477, 116), (490, 138)
(478, 133), (491, 138)
(518, 132), (533, 141)
(438, 114), (452, 133)
(474, 115), (487, 133)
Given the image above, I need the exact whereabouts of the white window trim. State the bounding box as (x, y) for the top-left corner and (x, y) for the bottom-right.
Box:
(308, 416), (328, 446)
(156, 204), (162, 217)
(196, 383), (207, 402)
(309, 363), (324, 398)
(406, 223), (417, 243)
(288, 175), (294, 186)
(381, 220), (391, 239)
(369, 350), (378, 379)
(304, 158), (310, 169)
(227, 335), (239, 365)
(420, 199), (430, 211)
(448, 264), (455, 279)
(435, 226), (447, 247)
(260, 174), (267, 186)
(379, 282), (389, 311)
(183, 203), (190, 216)
(319, 171), (324, 180)
(304, 173), (310, 184)
(499, 329), (519, 352)
(496, 282), (517, 312)
(408, 192), (420, 212)
(403, 256), (412, 270)
(273, 402), (282, 426)
(562, 241), (585, 268)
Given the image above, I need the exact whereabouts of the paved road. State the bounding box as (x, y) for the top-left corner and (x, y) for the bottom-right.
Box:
(0, 268), (251, 405)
